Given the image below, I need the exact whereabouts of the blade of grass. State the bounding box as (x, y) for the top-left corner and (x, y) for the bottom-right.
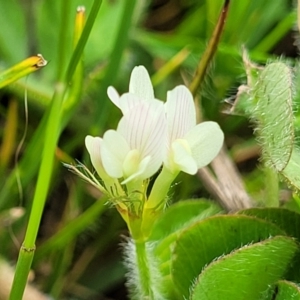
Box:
(254, 11), (296, 53)
(56, 0), (72, 80)
(151, 47), (190, 87)
(189, 0), (230, 97)
(9, 2), (102, 299)
(9, 63), (66, 300)
(0, 6), (86, 210)
(66, 1), (102, 83)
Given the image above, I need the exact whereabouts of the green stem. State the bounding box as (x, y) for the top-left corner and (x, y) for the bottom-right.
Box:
(9, 1), (102, 299)
(189, 0), (230, 97)
(56, 0), (71, 80)
(66, 0), (103, 83)
(146, 166), (177, 210)
(9, 79), (66, 300)
(134, 240), (154, 299)
(264, 166), (279, 207)
(141, 167), (177, 238)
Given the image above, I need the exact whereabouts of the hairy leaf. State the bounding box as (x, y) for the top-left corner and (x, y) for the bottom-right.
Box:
(190, 236), (298, 300)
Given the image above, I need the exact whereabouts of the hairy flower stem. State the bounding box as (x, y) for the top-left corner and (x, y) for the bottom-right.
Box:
(134, 240), (154, 299)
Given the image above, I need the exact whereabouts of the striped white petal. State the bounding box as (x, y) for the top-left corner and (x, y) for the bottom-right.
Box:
(165, 85), (196, 142)
(165, 85), (224, 173)
(117, 101), (167, 180)
(101, 130), (130, 178)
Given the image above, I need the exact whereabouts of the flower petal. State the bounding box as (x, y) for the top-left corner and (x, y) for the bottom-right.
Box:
(117, 102), (166, 179)
(165, 85), (196, 142)
(85, 135), (105, 177)
(122, 149), (142, 178)
(122, 155), (152, 184)
(108, 89), (162, 115)
(129, 66), (154, 101)
(172, 139), (198, 174)
(116, 93), (143, 114)
(185, 121), (224, 169)
(107, 86), (120, 108)
(101, 130), (130, 178)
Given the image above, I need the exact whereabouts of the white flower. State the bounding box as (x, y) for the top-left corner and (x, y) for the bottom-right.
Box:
(86, 100), (166, 184)
(85, 136), (107, 180)
(164, 85), (224, 174)
(86, 65), (223, 196)
(107, 66), (161, 114)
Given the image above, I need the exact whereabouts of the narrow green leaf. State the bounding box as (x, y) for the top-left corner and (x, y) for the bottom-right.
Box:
(253, 11), (296, 53)
(190, 236), (298, 300)
(171, 215), (286, 299)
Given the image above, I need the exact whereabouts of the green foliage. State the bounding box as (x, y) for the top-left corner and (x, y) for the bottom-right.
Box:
(238, 207), (300, 241)
(0, 0), (299, 299)
(229, 56), (300, 194)
(171, 215), (287, 299)
(141, 203), (300, 300)
(149, 200), (222, 299)
(253, 62), (294, 171)
(274, 280), (300, 300)
(190, 236), (297, 300)
(149, 199), (222, 241)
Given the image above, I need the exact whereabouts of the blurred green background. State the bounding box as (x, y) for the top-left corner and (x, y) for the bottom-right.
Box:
(0, 0), (297, 299)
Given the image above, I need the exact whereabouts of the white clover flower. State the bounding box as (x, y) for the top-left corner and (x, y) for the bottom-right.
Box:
(164, 85), (224, 174)
(83, 65), (225, 235)
(85, 100), (166, 185)
(86, 65), (223, 201)
(108, 65), (224, 175)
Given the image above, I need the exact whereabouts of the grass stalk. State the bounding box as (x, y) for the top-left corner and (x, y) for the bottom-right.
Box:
(8, 1), (102, 299)
(189, 0), (230, 97)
